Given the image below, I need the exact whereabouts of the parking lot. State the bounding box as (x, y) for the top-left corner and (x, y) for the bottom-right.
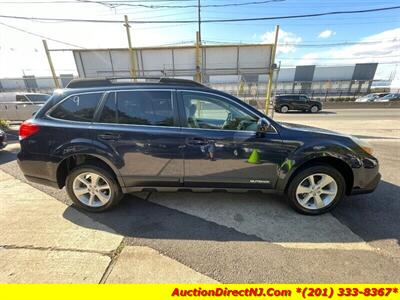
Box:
(1, 108), (399, 283)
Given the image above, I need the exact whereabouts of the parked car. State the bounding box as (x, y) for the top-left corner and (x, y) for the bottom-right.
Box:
(17, 78), (380, 215)
(0, 92), (50, 121)
(274, 94), (322, 113)
(375, 93), (400, 102)
(0, 129), (6, 149)
(355, 93), (388, 102)
(16, 93), (50, 103)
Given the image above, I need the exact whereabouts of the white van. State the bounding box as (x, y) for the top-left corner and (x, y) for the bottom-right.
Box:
(0, 92), (50, 121)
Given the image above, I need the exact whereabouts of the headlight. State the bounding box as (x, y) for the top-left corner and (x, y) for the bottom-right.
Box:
(0, 130), (4, 137)
(351, 136), (374, 155)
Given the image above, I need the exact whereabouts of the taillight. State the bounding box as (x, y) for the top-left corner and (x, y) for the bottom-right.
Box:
(19, 122), (40, 140)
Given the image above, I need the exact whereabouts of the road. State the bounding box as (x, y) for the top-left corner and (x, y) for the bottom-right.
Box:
(273, 108), (400, 139)
(1, 108), (399, 282)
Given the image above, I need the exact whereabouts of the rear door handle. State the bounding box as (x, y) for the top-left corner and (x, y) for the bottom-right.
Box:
(98, 133), (120, 140)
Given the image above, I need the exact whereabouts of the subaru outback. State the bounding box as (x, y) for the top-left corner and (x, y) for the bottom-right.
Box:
(17, 78), (380, 215)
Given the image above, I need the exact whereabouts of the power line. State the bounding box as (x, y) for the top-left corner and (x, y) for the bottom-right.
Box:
(0, 21), (85, 48)
(214, 20), (400, 27)
(0, 0), (286, 8)
(0, 5), (399, 24)
(203, 39), (400, 47)
(80, 0), (285, 9)
(0, 0), (198, 2)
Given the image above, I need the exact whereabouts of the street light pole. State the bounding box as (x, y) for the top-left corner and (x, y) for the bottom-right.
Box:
(271, 61), (281, 119)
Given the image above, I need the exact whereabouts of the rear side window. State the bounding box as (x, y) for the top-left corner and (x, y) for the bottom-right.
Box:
(50, 93), (102, 122)
(99, 90), (174, 127)
(291, 96), (301, 101)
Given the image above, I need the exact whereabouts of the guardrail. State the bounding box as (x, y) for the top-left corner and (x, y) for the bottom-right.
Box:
(322, 101), (400, 109)
(0, 102), (43, 121)
(247, 98), (400, 110)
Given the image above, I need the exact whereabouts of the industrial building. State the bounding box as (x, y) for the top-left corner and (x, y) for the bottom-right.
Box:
(211, 63), (379, 99)
(0, 48), (382, 102)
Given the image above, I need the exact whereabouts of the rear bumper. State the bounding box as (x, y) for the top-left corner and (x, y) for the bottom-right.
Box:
(350, 172), (381, 195)
(24, 174), (59, 188)
(17, 150), (59, 188)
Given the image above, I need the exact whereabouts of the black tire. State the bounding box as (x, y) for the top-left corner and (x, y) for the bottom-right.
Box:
(287, 164), (346, 215)
(280, 105), (289, 113)
(66, 164), (123, 212)
(310, 105), (319, 113)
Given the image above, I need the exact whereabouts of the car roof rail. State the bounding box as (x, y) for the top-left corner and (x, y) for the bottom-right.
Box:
(66, 77), (206, 89)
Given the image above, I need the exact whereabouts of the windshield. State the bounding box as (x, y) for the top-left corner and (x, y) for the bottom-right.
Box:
(381, 93), (398, 99)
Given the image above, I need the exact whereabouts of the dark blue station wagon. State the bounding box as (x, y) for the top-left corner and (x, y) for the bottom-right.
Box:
(17, 78), (380, 215)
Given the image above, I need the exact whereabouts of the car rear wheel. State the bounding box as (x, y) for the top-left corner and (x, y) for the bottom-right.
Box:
(310, 105), (319, 113)
(280, 105), (289, 113)
(66, 164), (122, 212)
(287, 165), (345, 215)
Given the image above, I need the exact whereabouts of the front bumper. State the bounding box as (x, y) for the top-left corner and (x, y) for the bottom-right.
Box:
(0, 134), (7, 149)
(350, 172), (381, 195)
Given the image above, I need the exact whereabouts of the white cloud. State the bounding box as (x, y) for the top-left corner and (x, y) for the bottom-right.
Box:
(296, 28), (400, 79)
(318, 30), (336, 39)
(259, 29), (302, 54)
(297, 53), (320, 66)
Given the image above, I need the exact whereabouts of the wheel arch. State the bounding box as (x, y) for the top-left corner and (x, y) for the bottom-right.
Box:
(56, 153), (125, 189)
(282, 156), (354, 195)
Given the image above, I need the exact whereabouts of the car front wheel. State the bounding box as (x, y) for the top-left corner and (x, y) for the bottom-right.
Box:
(66, 164), (122, 212)
(310, 105), (319, 113)
(287, 165), (345, 215)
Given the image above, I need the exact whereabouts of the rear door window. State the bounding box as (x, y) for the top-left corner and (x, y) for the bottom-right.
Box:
(50, 93), (103, 122)
(99, 92), (117, 123)
(98, 90), (175, 127)
(291, 95), (301, 101)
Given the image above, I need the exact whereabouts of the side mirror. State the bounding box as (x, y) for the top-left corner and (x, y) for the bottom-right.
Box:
(257, 117), (270, 134)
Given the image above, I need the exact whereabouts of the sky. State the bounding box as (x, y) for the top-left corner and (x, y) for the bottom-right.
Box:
(0, 0), (399, 79)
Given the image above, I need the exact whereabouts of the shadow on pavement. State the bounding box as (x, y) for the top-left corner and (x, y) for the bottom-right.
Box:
(63, 180), (399, 246)
(334, 180), (400, 246)
(0, 140), (19, 166)
(63, 194), (262, 242)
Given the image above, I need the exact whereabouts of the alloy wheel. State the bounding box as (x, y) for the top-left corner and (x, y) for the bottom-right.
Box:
(295, 173), (338, 210)
(72, 172), (112, 207)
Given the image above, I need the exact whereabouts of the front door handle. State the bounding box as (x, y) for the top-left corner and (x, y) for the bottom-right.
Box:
(98, 133), (120, 140)
(187, 137), (208, 145)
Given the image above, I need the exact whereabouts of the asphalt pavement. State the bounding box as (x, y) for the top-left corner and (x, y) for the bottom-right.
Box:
(1, 108), (399, 282)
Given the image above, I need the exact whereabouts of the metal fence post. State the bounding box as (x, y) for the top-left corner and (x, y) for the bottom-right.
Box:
(42, 40), (60, 89)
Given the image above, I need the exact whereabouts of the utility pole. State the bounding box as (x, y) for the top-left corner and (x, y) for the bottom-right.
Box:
(270, 60), (281, 119)
(42, 39), (60, 89)
(197, 0), (201, 44)
(124, 15), (136, 79)
(195, 31), (202, 83)
(265, 25), (279, 116)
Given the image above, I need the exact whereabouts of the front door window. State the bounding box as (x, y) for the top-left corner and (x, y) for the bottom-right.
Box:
(182, 92), (258, 131)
